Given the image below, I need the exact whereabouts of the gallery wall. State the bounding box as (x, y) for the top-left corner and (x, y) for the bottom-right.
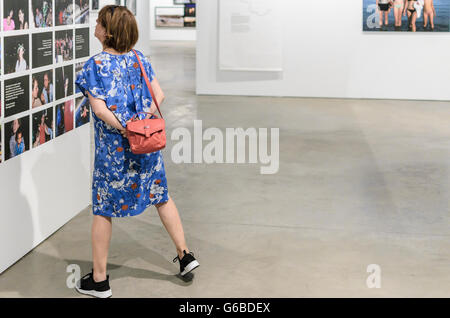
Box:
(196, 0), (450, 101)
(0, 0), (92, 274)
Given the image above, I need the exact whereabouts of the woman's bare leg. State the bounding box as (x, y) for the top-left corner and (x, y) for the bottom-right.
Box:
(91, 215), (112, 282)
(156, 197), (189, 259)
(411, 12), (417, 31)
(424, 13), (429, 27)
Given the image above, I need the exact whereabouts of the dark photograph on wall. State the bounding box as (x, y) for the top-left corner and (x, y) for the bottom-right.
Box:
(75, 60), (87, 93)
(4, 35), (29, 74)
(55, 30), (74, 63)
(92, 0), (100, 11)
(174, 0), (196, 4)
(31, 0), (53, 28)
(32, 32), (53, 68)
(4, 76), (29, 117)
(184, 3), (196, 17)
(0, 125), (2, 164)
(55, 100), (74, 137)
(55, 0), (74, 26)
(32, 107), (54, 148)
(32, 70), (54, 109)
(363, 0), (450, 32)
(55, 65), (74, 101)
(3, 0), (29, 31)
(75, 28), (90, 59)
(5, 115), (30, 161)
(75, 0), (90, 24)
(75, 96), (90, 128)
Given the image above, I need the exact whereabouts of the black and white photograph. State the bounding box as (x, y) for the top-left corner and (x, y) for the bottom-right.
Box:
(31, 0), (53, 28)
(32, 32), (53, 69)
(4, 115), (29, 160)
(31, 70), (54, 109)
(4, 35), (29, 74)
(55, 65), (74, 101)
(32, 107), (54, 148)
(55, 30), (74, 63)
(75, 0), (90, 24)
(75, 96), (90, 128)
(4, 76), (29, 117)
(55, 100), (74, 137)
(55, 0), (74, 26)
(3, 0), (29, 31)
(75, 28), (90, 59)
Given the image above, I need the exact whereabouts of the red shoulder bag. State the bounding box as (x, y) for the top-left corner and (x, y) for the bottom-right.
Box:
(126, 50), (166, 155)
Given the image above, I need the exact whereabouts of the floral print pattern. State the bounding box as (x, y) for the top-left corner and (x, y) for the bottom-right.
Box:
(75, 50), (169, 217)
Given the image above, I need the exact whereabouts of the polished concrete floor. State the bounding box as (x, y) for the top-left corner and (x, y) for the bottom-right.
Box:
(0, 41), (449, 297)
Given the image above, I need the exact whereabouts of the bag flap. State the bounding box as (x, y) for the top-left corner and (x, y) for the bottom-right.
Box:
(127, 118), (165, 136)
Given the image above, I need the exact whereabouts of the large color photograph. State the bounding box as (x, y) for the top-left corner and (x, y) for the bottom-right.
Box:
(363, 0), (450, 32)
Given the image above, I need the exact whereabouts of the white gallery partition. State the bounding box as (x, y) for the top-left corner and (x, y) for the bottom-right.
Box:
(197, 0), (450, 101)
(0, 0), (92, 274)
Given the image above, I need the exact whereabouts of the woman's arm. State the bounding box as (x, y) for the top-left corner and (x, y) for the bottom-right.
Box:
(147, 77), (165, 117)
(87, 91), (125, 133)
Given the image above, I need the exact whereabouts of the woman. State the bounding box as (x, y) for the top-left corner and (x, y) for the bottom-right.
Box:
(3, 9), (15, 31)
(41, 72), (53, 104)
(404, 0), (418, 32)
(15, 44), (28, 72)
(393, 0), (404, 28)
(15, 129), (25, 156)
(18, 8), (28, 29)
(74, 5), (199, 298)
(377, 0), (392, 27)
(423, 0), (436, 30)
(32, 77), (43, 108)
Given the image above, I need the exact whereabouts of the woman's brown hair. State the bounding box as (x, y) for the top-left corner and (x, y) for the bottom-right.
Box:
(98, 5), (139, 53)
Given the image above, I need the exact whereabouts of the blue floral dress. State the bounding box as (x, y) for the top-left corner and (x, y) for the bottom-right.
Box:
(75, 50), (169, 218)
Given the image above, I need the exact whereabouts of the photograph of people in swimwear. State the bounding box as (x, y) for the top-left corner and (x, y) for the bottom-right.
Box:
(3, 0), (29, 31)
(363, 0), (449, 32)
(31, 0), (53, 28)
(32, 107), (54, 149)
(5, 116), (30, 161)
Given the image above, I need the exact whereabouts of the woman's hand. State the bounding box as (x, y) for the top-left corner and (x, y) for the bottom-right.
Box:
(120, 127), (127, 139)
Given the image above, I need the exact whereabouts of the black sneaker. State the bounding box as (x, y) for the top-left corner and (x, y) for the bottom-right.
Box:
(173, 250), (200, 276)
(75, 269), (112, 298)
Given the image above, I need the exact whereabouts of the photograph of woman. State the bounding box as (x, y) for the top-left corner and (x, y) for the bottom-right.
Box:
(4, 36), (30, 74)
(363, 0), (448, 31)
(55, 101), (74, 137)
(3, 0), (29, 31)
(74, 5), (199, 298)
(16, 43), (28, 72)
(31, 0), (53, 28)
(32, 109), (53, 148)
(32, 77), (43, 108)
(5, 116), (29, 160)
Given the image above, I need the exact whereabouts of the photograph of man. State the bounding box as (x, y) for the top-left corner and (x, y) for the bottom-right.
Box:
(31, 0), (53, 28)
(75, 96), (90, 128)
(3, 0), (29, 31)
(55, 65), (74, 101)
(4, 35), (29, 74)
(5, 116), (29, 160)
(55, 101), (74, 137)
(55, 0), (74, 26)
(55, 30), (74, 63)
(32, 108), (53, 148)
(75, 0), (90, 24)
(32, 71), (54, 109)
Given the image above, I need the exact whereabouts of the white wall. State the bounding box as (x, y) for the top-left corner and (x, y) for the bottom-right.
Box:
(149, 0), (196, 41)
(197, 0), (450, 101)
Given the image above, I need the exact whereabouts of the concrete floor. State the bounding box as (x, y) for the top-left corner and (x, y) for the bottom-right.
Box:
(0, 41), (449, 297)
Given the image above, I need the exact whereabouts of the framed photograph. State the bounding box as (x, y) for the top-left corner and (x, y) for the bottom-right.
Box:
(4, 115), (30, 160)
(362, 0), (450, 32)
(32, 70), (54, 109)
(75, 96), (91, 128)
(55, 65), (74, 101)
(174, 0), (196, 4)
(122, 0), (137, 15)
(91, 0), (100, 11)
(31, 0), (53, 28)
(75, 0), (89, 24)
(55, 30), (74, 63)
(3, 0), (29, 31)
(155, 7), (185, 28)
(32, 107), (54, 148)
(55, 0), (74, 26)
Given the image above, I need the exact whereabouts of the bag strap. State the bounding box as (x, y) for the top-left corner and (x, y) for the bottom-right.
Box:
(132, 49), (163, 119)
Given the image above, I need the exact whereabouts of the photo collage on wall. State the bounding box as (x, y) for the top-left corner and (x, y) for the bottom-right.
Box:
(156, 0), (196, 28)
(0, 0), (92, 164)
